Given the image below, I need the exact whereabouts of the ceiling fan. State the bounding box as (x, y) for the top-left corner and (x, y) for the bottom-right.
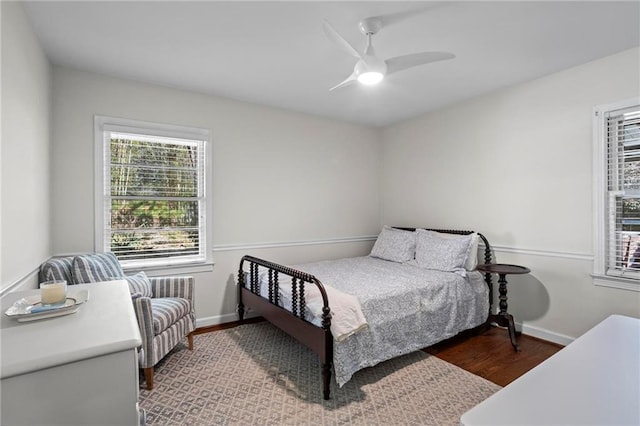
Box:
(323, 16), (455, 91)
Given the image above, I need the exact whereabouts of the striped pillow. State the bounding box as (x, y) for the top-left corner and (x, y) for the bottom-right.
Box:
(72, 252), (124, 284)
(122, 271), (152, 298)
(40, 256), (74, 283)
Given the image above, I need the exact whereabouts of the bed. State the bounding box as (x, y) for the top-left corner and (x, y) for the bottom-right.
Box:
(237, 227), (494, 400)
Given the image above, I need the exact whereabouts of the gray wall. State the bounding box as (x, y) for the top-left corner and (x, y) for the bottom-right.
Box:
(1, 2), (52, 292)
(381, 47), (640, 342)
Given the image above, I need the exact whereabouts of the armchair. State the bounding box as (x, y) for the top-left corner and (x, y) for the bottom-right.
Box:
(39, 253), (195, 390)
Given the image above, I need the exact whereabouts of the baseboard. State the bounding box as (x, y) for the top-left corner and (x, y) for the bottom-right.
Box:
(520, 322), (574, 346)
(195, 311), (259, 328)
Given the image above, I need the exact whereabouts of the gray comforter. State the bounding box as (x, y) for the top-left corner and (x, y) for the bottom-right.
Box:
(294, 256), (489, 387)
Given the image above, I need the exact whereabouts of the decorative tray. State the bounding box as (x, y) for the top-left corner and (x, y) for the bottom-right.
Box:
(4, 289), (90, 322)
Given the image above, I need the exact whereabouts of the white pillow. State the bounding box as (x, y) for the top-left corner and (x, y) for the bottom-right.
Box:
(435, 232), (479, 270)
(414, 229), (472, 274)
(370, 226), (416, 263)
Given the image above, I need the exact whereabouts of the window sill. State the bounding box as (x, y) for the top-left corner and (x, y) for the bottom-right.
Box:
(123, 261), (214, 277)
(592, 274), (640, 292)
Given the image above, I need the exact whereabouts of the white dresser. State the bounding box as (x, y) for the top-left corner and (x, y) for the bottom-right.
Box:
(461, 314), (640, 426)
(1, 281), (142, 425)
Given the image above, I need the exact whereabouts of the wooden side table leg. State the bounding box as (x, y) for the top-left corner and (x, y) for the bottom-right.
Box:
(497, 273), (520, 352)
(504, 314), (520, 352)
(498, 273), (509, 315)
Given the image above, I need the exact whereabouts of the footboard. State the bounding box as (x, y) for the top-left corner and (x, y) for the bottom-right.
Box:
(237, 255), (334, 400)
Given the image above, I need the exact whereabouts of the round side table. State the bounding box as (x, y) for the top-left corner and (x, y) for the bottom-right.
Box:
(476, 263), (530, 352)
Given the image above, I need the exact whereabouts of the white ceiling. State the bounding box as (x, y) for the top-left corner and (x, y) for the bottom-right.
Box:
(24, 1), (640, 127)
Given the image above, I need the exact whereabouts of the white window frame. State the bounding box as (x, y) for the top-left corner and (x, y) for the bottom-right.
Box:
(94, 116), (213, 273)
(593, 98), (640, 292)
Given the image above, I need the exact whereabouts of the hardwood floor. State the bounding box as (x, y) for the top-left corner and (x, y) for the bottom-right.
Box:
(194, 320), (564, 388)
(425, 325), (564, 387)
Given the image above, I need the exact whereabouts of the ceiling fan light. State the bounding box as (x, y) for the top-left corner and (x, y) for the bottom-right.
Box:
(358, 71), (384, 85)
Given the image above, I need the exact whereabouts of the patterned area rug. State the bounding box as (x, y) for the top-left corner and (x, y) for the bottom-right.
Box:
(139, 322), (501, 425)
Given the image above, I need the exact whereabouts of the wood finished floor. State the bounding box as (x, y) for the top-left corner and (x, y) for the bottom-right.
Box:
(424, 325), (563, 387)
(195, 320), (564, 388)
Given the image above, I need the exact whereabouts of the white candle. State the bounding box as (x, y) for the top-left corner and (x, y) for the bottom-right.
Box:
(40, 280), (67, 306)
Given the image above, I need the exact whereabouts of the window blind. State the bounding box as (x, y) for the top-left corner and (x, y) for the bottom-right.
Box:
(103, 130), (207, 265)
(606, 106), (640, 277)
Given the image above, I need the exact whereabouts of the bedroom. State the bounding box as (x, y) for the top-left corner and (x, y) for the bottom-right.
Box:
(2, 0), (639, 424)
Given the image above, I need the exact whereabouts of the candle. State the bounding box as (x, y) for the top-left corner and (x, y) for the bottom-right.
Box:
(40, 280), (67, 306)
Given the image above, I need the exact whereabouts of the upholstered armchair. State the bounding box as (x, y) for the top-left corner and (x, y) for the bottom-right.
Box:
(39, 252), (195, 390)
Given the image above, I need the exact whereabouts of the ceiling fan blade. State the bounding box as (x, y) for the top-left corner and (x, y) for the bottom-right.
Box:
(329, 71), (358, 91)
(367, 3), (448, 28)
(322, 19), (361, 59)
(368, 10), (420, 29)
(385, 51), (455, 75)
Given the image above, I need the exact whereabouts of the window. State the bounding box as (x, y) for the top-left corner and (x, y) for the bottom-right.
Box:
(594, 99), (640, 290)
(95, 116), (211, 270)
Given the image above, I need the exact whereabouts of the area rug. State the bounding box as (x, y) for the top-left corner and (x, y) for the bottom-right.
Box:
(139, 322), (501, 425)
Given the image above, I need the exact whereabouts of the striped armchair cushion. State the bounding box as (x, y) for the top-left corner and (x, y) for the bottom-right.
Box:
(150, 298), (192, 335)
(72, 252), (124, 284)
(39, 256), (74, 283)
(121, 271), (153, 298)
